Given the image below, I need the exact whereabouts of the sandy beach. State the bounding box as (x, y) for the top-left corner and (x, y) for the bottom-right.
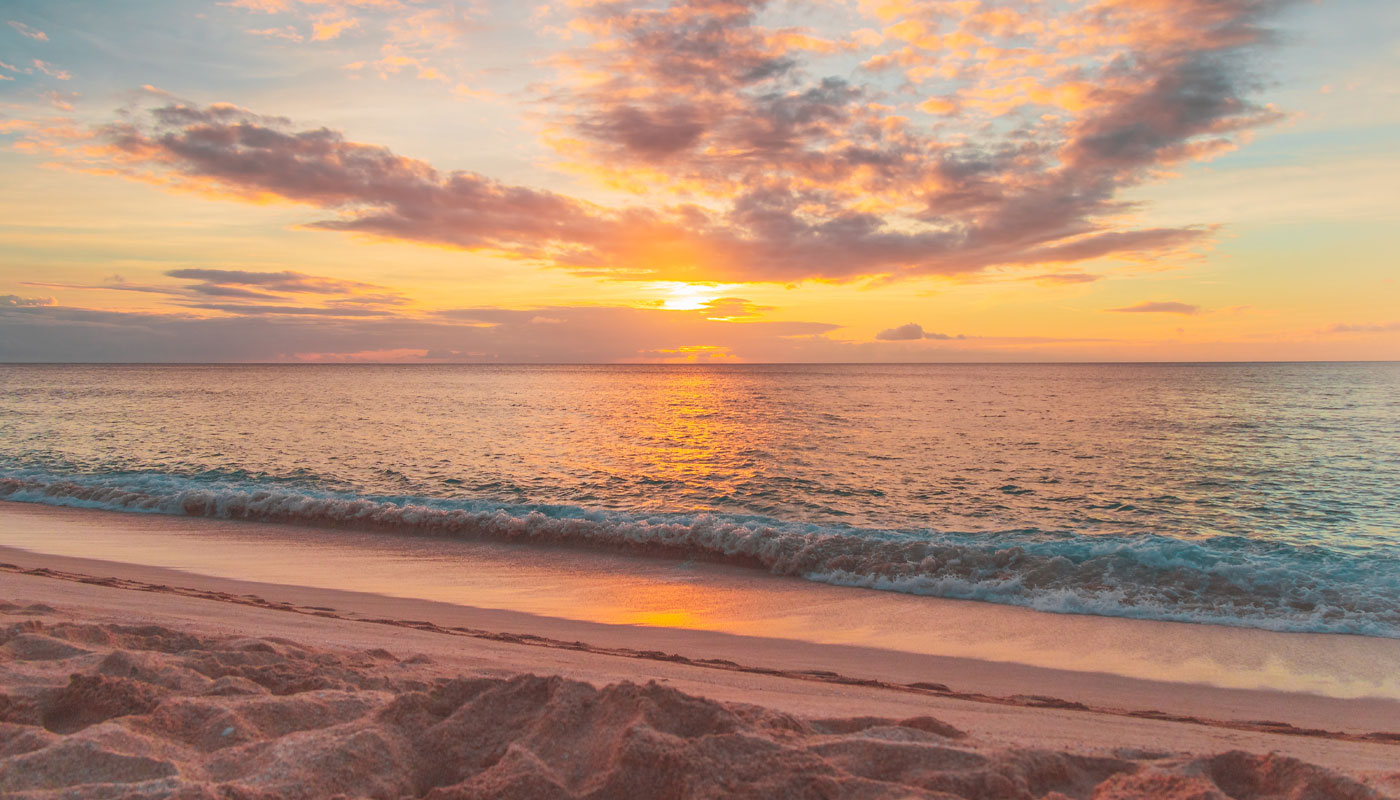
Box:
(2, 517), (1398, 798)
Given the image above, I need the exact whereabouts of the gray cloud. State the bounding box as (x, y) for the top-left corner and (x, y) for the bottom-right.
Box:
(25, 269), (408, 311)
(23, 280), (172, 295)
(1, 294), (55, 307)
(875, 322), (965, 341)
(164, 269), (384, 295)
(183, 303), (393, 317)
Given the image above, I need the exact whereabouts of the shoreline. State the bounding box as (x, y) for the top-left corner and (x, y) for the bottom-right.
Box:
(3, 501), (1399, 703)
(6, 470), (1396, 641)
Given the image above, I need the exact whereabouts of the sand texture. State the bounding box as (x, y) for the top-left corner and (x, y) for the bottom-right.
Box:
(2, 592), (1397, 799)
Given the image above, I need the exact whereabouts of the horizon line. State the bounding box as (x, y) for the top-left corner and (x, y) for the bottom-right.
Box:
(3, 360), (1398, 367)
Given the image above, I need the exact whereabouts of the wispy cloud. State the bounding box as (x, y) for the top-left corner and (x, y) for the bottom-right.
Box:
(246, 26), (304, 42)
(1327, 321), (1400, 333)
(1107, 301), (1201, 315)
(228, 0), (480, 85)
(164, 268), (387, 296)
(7, 21), (47, 41)
(185, 303), (391, 316)
(1029, 273), (1102, 285)
(31, 59), (71, 80)
(24, 268), (408, 314)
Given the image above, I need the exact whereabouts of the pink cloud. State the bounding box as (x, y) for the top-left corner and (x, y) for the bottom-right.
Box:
(7, 21), (47, 41)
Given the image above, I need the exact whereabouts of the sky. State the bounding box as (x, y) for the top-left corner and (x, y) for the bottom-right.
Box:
(0, 0), (1396, 363)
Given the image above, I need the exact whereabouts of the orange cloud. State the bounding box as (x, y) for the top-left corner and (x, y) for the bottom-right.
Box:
(311, 15), (360, 40)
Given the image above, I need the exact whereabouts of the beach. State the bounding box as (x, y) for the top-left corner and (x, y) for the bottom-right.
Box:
(3, 0), (1397, 788)
(3, 505), (1398, 798)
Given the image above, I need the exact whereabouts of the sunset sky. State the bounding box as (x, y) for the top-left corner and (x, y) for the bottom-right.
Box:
(1, 0), (1396, 362)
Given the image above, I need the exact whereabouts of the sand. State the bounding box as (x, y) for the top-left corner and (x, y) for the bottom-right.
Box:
(2, 556), (1398, 798)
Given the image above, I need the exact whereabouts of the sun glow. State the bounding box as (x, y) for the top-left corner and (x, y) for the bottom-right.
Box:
(654, 282), (738, 311)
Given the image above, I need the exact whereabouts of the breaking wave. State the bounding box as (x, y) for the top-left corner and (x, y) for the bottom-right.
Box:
(3, 469), (1398, 638)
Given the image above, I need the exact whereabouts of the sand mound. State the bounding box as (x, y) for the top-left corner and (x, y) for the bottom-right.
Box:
(0, 612), (1389, 799)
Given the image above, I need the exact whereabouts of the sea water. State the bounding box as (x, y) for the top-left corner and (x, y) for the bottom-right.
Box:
(2, 363), (1397, 637)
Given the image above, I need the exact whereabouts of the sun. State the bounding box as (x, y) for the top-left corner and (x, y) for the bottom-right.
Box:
(655, 282), (737, 311)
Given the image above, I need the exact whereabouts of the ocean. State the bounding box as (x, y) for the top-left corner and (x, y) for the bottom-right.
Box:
(2, 362), (1398, 637)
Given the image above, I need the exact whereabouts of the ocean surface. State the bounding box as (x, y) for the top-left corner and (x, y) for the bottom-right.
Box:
(2, 363), (1398, 637)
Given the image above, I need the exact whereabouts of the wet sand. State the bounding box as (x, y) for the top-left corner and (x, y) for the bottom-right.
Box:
(4, 502), (1399, 702)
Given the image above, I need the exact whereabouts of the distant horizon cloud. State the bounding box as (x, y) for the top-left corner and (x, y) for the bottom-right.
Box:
(2, 299), (1385, 362)
(0, 301), (845, 363)
(1, 294), (55, 307)
(875, 323), (966, 341)
(24, 268), (409, 309)
(1107, 301), (1202, 315)
(1327, 321), (1400, 333)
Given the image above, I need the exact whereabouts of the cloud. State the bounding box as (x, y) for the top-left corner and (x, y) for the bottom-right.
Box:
(1, 294), (54, 307)
(42, 90), (78, 111)
(1327, 321), (1400, 333)
(876, 322), (925, 341)
(24, 268), (408, 312)
(185, 303), (390, 316)
(17, 0), (1293, 285)
(698, 297), (774, 319)
(161, 268), (409, 311)
(228, 0), (479, 85)
(530, 0), (1287, 278)
(875, 322), (964, 341)
(7, 21), (47, 41)
(31, 59), (71, 80)
(311, 16), (359, 41)
(247, 26), (304, 42)
(164, 268), (386, 295)
(1, 299), (1146, 362)
(1107, 301), (1201, 315)
(1030, 273), (1102, 285)
(0, 301), (843, 363)
(22, 280), (172, 295)
(31, 96), (1216, 284)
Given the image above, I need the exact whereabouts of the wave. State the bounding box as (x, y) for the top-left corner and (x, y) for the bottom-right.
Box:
(3, 469), (1398, 638)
